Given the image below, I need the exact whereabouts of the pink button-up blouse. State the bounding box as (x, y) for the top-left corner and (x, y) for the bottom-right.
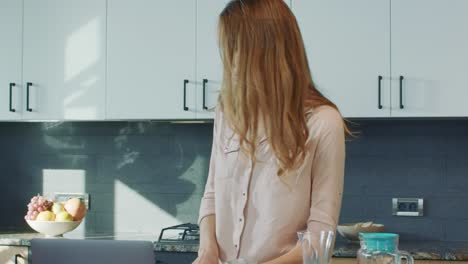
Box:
(198, 105), (345, 263)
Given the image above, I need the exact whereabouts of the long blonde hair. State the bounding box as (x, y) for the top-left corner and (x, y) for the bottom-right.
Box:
(219, 0), (346, 176)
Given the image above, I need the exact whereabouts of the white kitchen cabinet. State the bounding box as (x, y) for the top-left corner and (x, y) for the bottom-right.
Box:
(4, 0), (465, 121)
(196, 0), (228, 119)
(107, 0), (196, 120)
(292, 0), (391, 118)
(0, 0), (23, 120)
(391, 0), (468, 117)
(22, 0), (107, 120)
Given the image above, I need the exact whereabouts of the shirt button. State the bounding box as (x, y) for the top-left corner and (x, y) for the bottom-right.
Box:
(242, 192), (246, 196)
(239, 218), (243, 222)
(235, 244), (238, 248)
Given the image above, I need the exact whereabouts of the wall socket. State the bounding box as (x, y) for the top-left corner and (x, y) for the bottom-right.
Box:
(392, 198), (423, 216)
(54, 193), (90, 210)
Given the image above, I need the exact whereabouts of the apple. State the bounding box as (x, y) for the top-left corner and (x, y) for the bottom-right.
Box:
(64, 198), (86, 221)
(51, 203), (65, 214)
(55, 211), (73, 222)
(36, 211), (56, 221)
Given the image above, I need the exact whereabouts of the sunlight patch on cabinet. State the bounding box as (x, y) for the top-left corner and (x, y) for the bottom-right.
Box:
(65, 18), (101, 82)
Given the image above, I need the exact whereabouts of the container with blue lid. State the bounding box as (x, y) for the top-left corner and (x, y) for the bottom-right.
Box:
(359, 233), (399, 253)
(358, 233), (414, 264)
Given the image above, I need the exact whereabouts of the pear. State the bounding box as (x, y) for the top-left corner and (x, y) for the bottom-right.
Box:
(52, 203), (65, 214)
(36, 211), (56, 221)
(55, 211), (73, 222)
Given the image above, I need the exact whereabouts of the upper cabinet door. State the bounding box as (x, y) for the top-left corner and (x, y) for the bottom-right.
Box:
(0, 0), (23, 120)
(107, 0), (196, 120)
(22, 0), (107, 120)
(292, 0), (391, 118)
(196, 0), (228, 119)
(391, 0), (468, 117)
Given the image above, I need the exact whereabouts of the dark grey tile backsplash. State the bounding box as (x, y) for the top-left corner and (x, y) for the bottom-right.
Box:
(0, 119), (467, 241)
(341, 119), (468, 242)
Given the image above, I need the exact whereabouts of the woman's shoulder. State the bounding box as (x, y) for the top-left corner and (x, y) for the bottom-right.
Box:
(306, 105), (344, 137)
(309, 105), (341, 119)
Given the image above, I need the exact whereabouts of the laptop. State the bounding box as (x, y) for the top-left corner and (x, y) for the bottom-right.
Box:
(31, 238), (155, 264)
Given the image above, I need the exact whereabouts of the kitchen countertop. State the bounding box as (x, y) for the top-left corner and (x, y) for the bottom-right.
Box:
(333, 241), (468, 261)
(2, 231), (468, 260)
(156, 240), (468, 260)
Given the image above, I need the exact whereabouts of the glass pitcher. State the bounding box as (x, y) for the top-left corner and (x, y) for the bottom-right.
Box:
(358, 233), (414, 264)
(297, 230), (335, 264)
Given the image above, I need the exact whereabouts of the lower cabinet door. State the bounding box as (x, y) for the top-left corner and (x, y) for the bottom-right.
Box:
(0, 246), (28, 264)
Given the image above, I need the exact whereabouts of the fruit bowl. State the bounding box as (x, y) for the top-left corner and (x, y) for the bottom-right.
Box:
(26, 220), (82, 238)
(25, 194), (87, 238)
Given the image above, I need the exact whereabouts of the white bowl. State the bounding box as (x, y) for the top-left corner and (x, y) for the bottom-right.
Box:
(337, 222), (384, 242)
(26, 220), (82, 237)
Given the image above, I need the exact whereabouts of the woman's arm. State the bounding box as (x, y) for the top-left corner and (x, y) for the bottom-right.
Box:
(195, 215), (219, 264)
(198, 108), (220, 232)
(263, 244), (302, 264)
(199, 215), (218, 253)
(264, 109), (346, 264)
(194, 109), (221, 264)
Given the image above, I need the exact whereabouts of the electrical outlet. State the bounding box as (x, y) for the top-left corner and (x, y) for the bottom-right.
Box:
(392, 198), (423, 216)
(54, 193), (90, 210)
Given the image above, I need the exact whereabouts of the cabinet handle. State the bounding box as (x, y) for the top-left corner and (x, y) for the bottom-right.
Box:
(378, 76), (383, 109)
(202, 79), (208, 110)
(183, 79), (189, 111)
(399, 76), (404, 109)
(9, 83), (16, 112)
(14, 254), (23, 264)
(26, 82), (33, 112)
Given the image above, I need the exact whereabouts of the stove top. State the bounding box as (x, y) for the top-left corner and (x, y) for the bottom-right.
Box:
(158, 223), (199, 243)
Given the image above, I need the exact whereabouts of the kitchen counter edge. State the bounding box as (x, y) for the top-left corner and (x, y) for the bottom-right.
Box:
(2, 234), (468, 261)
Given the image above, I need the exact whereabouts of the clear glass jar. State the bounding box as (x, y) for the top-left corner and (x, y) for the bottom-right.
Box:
(358, 233), (413, 264)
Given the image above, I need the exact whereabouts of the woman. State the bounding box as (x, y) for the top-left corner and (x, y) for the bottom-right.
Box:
(195, 0), (346, 263)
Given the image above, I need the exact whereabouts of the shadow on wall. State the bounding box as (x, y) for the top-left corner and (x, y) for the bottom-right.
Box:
(65, 121), (209, 236)
(0, 121), (213, 236)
